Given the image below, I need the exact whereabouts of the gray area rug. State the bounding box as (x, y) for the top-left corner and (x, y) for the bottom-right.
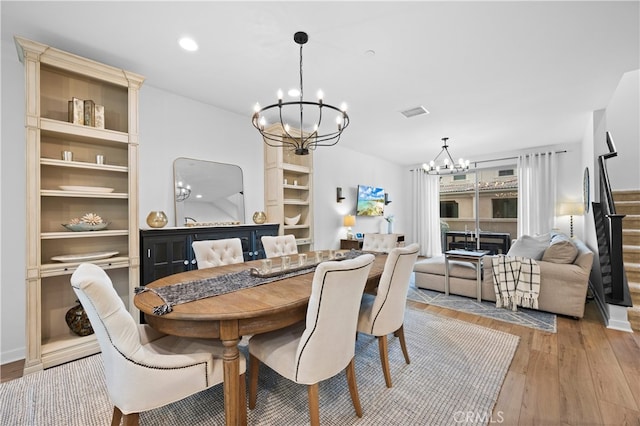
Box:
(408, 279), (557, 333)
(0, 308), (519, 426)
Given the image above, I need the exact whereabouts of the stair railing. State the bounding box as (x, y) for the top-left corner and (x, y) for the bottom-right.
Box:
(595, 132), (629, 304)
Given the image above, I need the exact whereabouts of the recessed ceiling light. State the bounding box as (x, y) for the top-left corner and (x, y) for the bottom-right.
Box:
(364, 49), (376, 56)
(179, 37), (198, 52)
(288, 88), (300, 97)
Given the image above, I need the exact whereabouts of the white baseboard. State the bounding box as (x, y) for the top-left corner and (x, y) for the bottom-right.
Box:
(606, 303), (633, 332)
(1, 346), (26, 365)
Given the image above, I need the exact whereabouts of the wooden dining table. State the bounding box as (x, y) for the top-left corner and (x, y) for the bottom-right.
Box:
(134, 251), (387, 426)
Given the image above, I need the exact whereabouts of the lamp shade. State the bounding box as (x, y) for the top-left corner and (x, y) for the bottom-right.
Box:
(343, 215), (356, 227)
(558, 202), (584, 216)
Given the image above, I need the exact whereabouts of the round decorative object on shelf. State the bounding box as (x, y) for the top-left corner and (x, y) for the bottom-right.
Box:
(65, 302), (94, 336)
(284, 213), (301, 226)
(253, 211), (267, 224)
(146, 211), (168, 228)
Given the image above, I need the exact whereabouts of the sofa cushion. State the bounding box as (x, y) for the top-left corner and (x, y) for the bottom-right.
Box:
(507, 234), (550, 260)
(542, 233), (578, 264)
(413, 256), (478, 280)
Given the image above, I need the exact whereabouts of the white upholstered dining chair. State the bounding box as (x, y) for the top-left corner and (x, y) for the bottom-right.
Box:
(192, 237), (244, 269)
(248, 254), (375, 426)
(261, 234), (298, 258)
(362, 233), (398, 253)
(70, 263), (246, 426)
(357, 243), (420, 388)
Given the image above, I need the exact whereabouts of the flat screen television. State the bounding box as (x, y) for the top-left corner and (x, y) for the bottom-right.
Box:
(356, 185), (385, 216)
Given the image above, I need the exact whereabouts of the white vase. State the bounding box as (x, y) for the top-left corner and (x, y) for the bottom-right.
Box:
(387, 222), (393, 234)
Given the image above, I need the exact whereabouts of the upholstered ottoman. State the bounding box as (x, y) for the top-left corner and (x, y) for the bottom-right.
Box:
(413, 256), (497, 302)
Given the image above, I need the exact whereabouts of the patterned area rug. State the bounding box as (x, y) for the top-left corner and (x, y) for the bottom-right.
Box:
(407, 279), (557, 333)
(1, 308), (518, 426)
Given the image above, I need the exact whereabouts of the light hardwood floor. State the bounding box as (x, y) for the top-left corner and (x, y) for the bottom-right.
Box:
(2, 299), (639, 425)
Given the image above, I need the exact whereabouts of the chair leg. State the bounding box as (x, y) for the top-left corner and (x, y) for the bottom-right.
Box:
(239, 372), (247, 425)
(395, 325), (411, 365)
(248, 354), (260, 409)
(377, 335), (393, 388)
(122, 412), (139, 426)
(111, 407), (122, 426)
(345, 358), (363, 418)
(307, 383), (320, 426)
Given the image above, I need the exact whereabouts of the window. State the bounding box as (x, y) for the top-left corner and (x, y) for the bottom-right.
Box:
(440, 201), (459, 218)
(492, 198), (517, 218)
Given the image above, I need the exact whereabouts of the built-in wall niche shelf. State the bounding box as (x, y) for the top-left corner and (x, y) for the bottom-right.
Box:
(41, 118), (129, 143)
(263, 123), (314, 252)
(40, 158), (128, 173)
(283, 199), (309, 205)
(41, 189), (128, 198)
(40, 257), (130, 277)
(283, 184), (309, 190)
(41, 230), (129, 239)
(17, 35), (143, 373)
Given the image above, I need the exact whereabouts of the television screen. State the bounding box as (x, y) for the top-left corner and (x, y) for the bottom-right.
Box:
(356, 185), (385, 216)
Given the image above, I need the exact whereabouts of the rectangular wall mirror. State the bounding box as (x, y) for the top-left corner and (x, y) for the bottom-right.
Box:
(173, 157), (245, 226)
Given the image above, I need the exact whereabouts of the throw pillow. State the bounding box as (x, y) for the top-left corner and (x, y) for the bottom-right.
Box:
(542, 238), (579, 264)
(507, 234), (550, 260)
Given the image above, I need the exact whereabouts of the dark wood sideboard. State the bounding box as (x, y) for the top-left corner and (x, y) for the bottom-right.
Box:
(140, 224), (279, 287)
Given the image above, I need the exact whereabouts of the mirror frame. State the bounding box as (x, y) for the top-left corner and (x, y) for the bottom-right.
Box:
(173, 157), (245, 226)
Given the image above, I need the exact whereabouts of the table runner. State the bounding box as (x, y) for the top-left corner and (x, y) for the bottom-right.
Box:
(136, 250), (369, 315)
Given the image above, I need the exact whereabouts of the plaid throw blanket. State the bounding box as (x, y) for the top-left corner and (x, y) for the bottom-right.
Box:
(491, 255), (541, 311)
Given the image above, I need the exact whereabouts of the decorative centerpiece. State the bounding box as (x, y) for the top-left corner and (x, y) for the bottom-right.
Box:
(253, 211), (267, 224)
(146, 211), (168, 228)
(65, 301), (94, 336)
(63, 212), (108, 231)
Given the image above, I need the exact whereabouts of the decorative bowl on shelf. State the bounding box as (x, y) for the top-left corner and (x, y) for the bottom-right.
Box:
(284, 214), (301, 226)
(63, 222), (109, 232)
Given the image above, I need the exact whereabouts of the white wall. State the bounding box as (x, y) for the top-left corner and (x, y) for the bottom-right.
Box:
(0, 41), (410, 362)
(1, 38), (28, 363)
(313, 145), (410, 250)
(604, 69), (640, 191)
(138, 86), (264, 227)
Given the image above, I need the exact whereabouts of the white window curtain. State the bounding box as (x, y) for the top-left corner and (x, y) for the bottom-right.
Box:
(517, 151), (557, 237)
(411, 168), (442, 257)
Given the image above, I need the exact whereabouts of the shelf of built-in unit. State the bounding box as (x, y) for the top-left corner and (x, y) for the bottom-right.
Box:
(40, 190), (128, 199)
(282, 163), (310, 174)
(41, 333), (100, 369)
(283, 199), (309, 205)
(283, 184), (309, 190)
(284, 224), (310, 230)
(40, 118), (129, 144)
(40, 158), (128, 173)
(40, 257), (130, 277)
(296, 238), (313, 245)
(41, 230), (129, 239)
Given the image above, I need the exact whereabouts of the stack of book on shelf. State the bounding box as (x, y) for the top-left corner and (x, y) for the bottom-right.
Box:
(68, 97), (104, 129)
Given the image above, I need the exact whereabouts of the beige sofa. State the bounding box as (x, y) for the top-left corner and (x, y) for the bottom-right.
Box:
(413, 234), (594, 318)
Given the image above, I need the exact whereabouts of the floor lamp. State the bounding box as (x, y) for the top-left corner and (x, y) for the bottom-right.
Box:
(558, 202), (584, 238)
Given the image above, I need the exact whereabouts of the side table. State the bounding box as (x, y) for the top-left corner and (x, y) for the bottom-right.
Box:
(340, 238), (363, 250)
(444, 249), (490, 302)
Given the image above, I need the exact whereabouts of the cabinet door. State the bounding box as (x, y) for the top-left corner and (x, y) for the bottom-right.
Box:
(141, 235), (192, 285)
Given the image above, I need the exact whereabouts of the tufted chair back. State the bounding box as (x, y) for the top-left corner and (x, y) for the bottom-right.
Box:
(192, 238), (244, 268)
(261, 234), (298, 258)
(362, 233), (398, 253)
(248, 254), (375, 425)
(295, 253), (375, 383)
(70, 263), (242, 424)
(356, 243), (420, 387)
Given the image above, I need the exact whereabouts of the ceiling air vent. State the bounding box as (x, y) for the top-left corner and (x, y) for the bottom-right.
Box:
(400, 106), (429, 118)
